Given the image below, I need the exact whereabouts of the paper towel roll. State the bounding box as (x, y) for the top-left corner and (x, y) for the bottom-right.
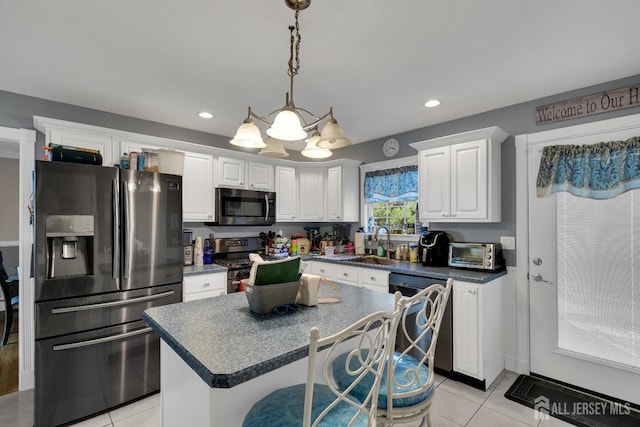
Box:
(355, 232), (365, 255)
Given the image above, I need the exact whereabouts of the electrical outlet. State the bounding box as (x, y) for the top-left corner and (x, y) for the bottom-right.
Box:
(500, 236), (515, 250)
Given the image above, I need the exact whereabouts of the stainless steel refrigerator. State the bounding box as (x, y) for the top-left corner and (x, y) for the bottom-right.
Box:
(34, 161), (183, 427)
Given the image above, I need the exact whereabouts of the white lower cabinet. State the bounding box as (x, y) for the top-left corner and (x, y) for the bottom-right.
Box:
(359, 268), (389, 293)
(183, 272), (226, 302)
(334, 264), (359, 287)
(453, 276), (505, 388)
(308, 261), (336, 280)
(307, 261), (389, 292)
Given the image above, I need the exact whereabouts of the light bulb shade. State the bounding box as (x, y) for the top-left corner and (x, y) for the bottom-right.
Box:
(301, 141), (333, 158)
(230, 120), (266, 148)
(317, 119), (351, 149)
(258, 137), (290, 158)
(266, 109), (307, 141)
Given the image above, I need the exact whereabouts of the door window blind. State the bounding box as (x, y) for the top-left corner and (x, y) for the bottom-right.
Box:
(556, 190), (639, 369)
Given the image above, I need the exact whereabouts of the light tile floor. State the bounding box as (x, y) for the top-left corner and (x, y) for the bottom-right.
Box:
(0, 371), (575, 427)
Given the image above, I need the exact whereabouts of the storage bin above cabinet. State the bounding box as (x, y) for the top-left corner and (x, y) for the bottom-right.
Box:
(410, 126), (508, 223)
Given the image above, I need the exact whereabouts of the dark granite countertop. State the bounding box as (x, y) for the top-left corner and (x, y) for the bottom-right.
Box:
(303, 255), (507, 284)
(142, 283), (395, 389)
(183, 264), (228, 276)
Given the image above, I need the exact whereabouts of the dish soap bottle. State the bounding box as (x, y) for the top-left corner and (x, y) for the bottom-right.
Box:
(203, 238), (214, 264)
(376, 242), (386, 258)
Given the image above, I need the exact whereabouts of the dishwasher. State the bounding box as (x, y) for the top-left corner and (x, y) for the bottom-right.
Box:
(389, 273), (453, 374)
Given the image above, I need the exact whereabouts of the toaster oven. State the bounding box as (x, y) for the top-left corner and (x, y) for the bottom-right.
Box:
(448, 242), (504, 271)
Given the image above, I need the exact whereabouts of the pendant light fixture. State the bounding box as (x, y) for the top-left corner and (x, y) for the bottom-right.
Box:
(301, 130), (332, 159)
(230, 0), (351, 158)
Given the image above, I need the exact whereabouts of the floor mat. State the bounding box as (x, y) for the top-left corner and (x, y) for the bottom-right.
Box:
(505, 374), (640, 427)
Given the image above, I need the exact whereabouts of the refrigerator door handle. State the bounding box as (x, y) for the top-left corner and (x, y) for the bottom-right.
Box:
(264, 193), (269, 222)
(123, 180), (130, 279)
(51, 290), (175, 314)
(52, 327), (153, 351)
(113, 179), (120, 280)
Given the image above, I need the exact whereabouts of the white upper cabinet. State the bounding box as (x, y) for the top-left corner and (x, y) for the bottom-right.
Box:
(326, 166), (343, 220)
(418, 146), (450, 219)
(217, 157), (274, 191)
(182, 152), (214, 221)
(247, 161), (274, 191)
(34, 117), (117, 167)
(326, 163), (359, 222)
(217, 156), (246, 188)
(298, 168), (325, 221)
(275, 166), (298, 221)
(411, 126), (508, 223)
(450, 140), (488, 220)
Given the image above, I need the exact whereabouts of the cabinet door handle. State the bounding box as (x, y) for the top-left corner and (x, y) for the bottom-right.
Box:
(343, 272), (348, 277)
(370, 277), (375, 281)
(202, 282), (210, 288)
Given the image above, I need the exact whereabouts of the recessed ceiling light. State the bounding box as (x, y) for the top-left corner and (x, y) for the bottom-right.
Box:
(198, 111), (214, 119)
(424, 99), (441, 108)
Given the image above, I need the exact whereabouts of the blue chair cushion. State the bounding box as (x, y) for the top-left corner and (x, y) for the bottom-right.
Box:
(243, 383), (369, 427)
(333, 351), (434, 409)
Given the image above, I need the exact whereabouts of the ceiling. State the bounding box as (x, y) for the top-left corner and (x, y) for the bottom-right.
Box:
(1, 1), (639, 151)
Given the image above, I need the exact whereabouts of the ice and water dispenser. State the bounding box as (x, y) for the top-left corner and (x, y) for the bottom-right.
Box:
(46, 215), (94, 279)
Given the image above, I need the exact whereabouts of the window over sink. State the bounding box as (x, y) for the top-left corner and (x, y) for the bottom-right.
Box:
(360, 157), (421, 235)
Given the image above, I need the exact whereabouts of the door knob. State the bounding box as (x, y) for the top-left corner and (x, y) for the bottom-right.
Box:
(532, 273), (552, 285)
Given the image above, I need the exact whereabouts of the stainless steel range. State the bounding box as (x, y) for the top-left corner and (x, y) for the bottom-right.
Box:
(211, 237), (263, 293)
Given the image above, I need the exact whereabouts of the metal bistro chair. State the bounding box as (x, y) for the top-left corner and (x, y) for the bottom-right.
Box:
(243, 307), (402, 427)
(333, 278), (452, 427)
(0, 251), (19, 346)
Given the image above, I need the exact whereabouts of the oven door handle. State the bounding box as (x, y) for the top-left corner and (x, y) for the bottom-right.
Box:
(52, 327), (153, 351)
(51, 291), (175, 314)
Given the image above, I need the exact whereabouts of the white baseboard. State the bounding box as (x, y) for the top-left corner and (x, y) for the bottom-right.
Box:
(505, 355), (530, 375)
(19, 370), (34, 391)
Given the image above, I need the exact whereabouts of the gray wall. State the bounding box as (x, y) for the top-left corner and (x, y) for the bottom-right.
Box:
(0, 157), (19, 241)
(2, 74), (640, 265)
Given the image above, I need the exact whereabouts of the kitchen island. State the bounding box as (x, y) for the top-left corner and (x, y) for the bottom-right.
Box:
(142, 283), (396, 427)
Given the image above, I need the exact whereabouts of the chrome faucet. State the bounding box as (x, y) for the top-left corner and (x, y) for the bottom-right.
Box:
(374, 226), (391, 259)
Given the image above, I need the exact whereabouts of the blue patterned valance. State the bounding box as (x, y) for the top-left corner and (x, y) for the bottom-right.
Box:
(364, 165), (418, 203)
(536, 137), (640, 199)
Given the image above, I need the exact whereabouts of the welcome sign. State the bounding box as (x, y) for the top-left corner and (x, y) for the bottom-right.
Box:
(536, 83), (640, 125)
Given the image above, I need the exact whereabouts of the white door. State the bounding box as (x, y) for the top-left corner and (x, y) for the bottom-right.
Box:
(528, 128), (640, 405)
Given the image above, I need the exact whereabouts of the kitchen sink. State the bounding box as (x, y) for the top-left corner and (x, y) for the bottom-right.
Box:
(350, 256), (406, 266)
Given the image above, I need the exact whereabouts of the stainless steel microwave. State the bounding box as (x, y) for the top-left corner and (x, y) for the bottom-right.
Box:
(214, 188), (276, 226)
(448, 242), (504, 271)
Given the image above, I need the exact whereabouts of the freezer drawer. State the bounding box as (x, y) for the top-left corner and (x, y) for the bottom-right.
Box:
(35, 320), (160, 427)
(35, 282), (182, 339)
